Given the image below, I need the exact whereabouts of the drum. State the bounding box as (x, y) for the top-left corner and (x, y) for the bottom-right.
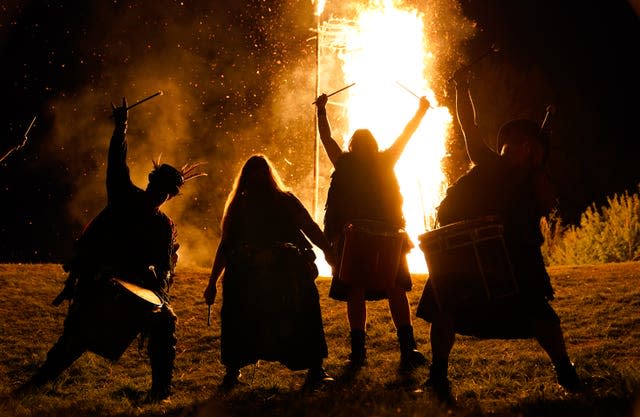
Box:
(418, 216), (518, 311)
(84, 278), (163, 361)
(338, 219), (406, 291)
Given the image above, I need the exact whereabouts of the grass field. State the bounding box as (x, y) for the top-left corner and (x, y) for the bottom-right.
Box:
(0, 262), (639, 417)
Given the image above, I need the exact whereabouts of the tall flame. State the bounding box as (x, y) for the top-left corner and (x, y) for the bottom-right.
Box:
(318, 0), (452, 274)
(313, 0), (327, 16)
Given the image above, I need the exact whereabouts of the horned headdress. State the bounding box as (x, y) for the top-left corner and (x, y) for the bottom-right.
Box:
(149, 155), (207, 197)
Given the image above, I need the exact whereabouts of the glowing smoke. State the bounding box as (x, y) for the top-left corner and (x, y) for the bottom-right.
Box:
(38, 0), (475, 271)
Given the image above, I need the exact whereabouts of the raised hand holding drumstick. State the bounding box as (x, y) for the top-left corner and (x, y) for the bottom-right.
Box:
(109, 91), (163, 120)
(111, 97), (129, 127)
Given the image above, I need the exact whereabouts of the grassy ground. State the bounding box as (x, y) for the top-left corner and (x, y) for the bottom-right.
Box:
(0, 262), (639, 417)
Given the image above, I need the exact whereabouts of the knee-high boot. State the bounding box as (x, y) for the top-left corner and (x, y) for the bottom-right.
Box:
(348, 330), (366, 366)
(397, 325), (427, 369)
(425, 360), (452, 402)
(147, 306), (177, 401)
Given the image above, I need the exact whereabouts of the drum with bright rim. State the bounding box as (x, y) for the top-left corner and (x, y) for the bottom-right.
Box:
(417, 216), (518, 312)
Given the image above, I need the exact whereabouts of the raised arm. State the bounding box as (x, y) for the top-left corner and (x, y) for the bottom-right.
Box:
(315, 94), (343, 167)
(386, 96), (430, 164)
(106, 97), (133, 204)
(453, 74), (495, 165)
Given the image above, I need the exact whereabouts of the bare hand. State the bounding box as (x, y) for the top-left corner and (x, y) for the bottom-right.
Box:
(315, 93), (328, 109)
(418, 96), (430, 112)
(452, 69), (471, 87)
(111, 97), (128, 127)
(323, 248), (338, 272)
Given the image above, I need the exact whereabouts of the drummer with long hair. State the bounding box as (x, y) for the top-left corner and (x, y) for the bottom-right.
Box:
(203, 155), (337, 389)
(417, 71), (580, 400)
(314, 93), (430, 370)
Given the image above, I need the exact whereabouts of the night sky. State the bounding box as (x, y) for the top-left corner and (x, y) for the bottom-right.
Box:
(1, 0), (639, 265)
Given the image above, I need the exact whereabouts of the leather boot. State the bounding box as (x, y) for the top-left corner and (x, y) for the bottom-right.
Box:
(147, 308), (177, 401)
(554, 360), (581, 392)
(425, 360), (452, 403)
(348, 330), (366, 367)
(397, 325), (427, 369)
(304, 361), (334, 390)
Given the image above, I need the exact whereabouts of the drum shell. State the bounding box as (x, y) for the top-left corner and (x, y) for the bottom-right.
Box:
(83, 279), (162, 361)
(338, 220), (405, 292)
(418, 216), (518, 312)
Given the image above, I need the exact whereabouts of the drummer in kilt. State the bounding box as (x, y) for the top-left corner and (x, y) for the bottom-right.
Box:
(314, 93), (430, 370)
(416, 71), (580, 399)
(203, 155), (337, 389)
(23, 98), (204, 401)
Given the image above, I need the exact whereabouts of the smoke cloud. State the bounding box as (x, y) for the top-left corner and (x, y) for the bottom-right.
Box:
(20, 0), (476, 268)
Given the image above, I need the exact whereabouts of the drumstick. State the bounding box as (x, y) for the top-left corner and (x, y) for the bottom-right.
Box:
(126, 91), (163, 111)
(23, 116), (37, 141)
(109, 91), (163, 117)
(312, 82), (356, 104)
(447, 43), (500, 83)
(396, 81), (420, 99)
(540, 104), (557, 131)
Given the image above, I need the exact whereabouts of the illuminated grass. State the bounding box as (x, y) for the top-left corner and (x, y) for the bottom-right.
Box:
(0, 263), (639, 416)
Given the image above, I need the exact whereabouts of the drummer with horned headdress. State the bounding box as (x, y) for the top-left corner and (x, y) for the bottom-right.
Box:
(314, 92), (430, 370)
(23, 97), (205, 401)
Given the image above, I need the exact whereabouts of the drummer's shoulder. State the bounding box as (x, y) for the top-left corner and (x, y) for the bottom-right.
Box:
(155, 210), (177, 229)
(282, 191), (308, 211)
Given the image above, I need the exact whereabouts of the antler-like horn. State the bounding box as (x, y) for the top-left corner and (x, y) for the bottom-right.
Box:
(180, 161), (208, 181)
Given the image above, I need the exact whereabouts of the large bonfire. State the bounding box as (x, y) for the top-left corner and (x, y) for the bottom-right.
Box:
(315, 0), (453, 273)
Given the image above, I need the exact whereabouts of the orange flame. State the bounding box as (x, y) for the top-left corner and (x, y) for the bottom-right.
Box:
(313, 0), (327, 16)
(317, 0), (452, 274)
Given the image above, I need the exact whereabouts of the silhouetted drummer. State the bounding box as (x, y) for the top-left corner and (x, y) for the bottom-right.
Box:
(22, 98), (204, 401)
(314, 93), (429, 370)
(417, 71), (579, 399)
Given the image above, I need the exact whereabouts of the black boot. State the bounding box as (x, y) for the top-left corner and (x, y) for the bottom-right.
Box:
(147, 308), (177, 402)
(348, 330), (367, 367)
(425, 360), (453, 403)
(554, 360), (581, 392)
(220, 367), (242, 390)
(304, 362), (334, 390)
(397, 325), (427, 370)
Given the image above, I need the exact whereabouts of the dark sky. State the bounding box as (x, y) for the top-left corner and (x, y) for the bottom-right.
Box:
(1, 0), (639, 264)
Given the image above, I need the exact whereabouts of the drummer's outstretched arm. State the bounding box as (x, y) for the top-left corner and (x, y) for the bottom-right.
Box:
(453, 73), (494, 165)
(386, 96), (430, 164)
(315, 94), (343, 167)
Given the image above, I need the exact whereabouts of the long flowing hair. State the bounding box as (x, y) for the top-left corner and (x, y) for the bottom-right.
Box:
(221, 154), (289, 237)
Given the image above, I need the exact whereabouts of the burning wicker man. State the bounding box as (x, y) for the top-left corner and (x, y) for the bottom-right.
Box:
(22, 97), (205, 401)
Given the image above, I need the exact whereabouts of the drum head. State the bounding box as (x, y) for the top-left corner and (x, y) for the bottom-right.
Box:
(114, 278), (163, 307)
